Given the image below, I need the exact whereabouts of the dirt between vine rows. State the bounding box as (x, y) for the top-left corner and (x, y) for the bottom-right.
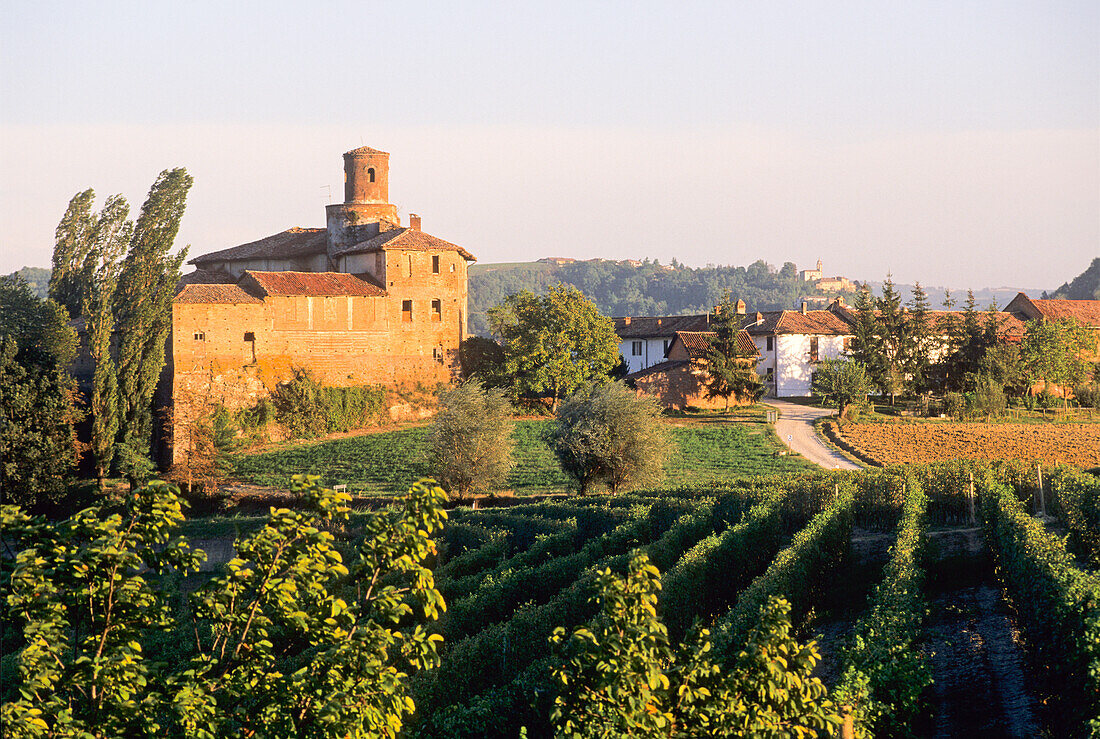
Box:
(838, 422), (1100, 467)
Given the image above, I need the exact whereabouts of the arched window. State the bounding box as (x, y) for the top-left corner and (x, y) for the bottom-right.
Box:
(367, 167), (376, 183)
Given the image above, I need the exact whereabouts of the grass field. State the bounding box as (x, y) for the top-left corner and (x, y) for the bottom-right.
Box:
(226, 412), (816, 496)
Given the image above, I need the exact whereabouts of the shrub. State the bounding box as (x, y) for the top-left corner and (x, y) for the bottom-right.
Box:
(1074, 382), (1100, 409)
(966, 374), (1006, 418)
(427, 381), (515, 498)
(549, 381), (669, 494)
(269, 368), (387, 439)
(943, 391), (965, 418)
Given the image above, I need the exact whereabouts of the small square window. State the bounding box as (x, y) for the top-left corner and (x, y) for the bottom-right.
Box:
(631, 341), (643, 356)
(402, 300), (413, 322)
(431, 299), (442, 322)
(244, 331), (255, 342)
(432, 255), (440, 274)
(193, 332), (205, 341)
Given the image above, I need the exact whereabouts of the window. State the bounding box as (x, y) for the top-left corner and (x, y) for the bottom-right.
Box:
(450, 263), (456, 272)
(431, 299), (442, 322)
(766, 336), (774, 352)
(631, 341), (642, 356)
(663, 339), (671, 356)
(433, 347), (445, 363)
(243, 332), (255, 342)
(809, 336), (819, 363)
(402, 300), (413, 322)
(765, 367), (774, 378)
(367, 167), (376, 183)
(432, 255), (440, 273)
(193, 332), (205, 341)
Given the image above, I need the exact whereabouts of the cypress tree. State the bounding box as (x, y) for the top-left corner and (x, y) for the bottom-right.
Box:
(114, 168), (193, 476)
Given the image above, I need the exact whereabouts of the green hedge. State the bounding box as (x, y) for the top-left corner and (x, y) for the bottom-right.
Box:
(1048, 466), (1100, 567)
(836, 474), (932, 737)
(981, 476), (1100, 735)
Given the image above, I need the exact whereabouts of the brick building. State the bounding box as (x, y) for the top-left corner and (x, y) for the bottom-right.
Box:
(169, 146), (475, 460)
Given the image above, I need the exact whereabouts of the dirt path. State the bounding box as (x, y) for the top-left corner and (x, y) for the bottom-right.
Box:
(925, 527), (1043, 738)
(762, 399), (862, 471)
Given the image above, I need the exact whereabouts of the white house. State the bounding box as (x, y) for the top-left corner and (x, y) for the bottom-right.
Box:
(744, 302), (854, 397)
(612, 314), (712, 374)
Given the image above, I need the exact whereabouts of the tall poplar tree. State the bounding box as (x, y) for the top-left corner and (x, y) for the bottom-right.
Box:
(48, 189), (96, 318)
(82, 195), (133, 489)
(114, 168), (193, 474)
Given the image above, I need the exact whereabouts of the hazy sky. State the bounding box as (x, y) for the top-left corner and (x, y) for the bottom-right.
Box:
(2, 1), (1097, 290)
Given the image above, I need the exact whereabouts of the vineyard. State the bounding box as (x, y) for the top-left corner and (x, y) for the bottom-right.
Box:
(227, 417), (816, 495)
(401, 460), (1100, 737)
(833, 421), (1100, 468)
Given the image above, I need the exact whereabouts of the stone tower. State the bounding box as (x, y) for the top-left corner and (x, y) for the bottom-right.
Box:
(326, 146), (401, 260)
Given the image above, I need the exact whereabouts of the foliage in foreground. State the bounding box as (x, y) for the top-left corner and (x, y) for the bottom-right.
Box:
(1, 477), (448, 738)
(550, 382), (670, 494)
(550, 552), (842, 737)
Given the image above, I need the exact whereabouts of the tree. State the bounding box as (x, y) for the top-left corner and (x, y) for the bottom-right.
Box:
(426, 381), (514, 498)
(904, 282), (934, 395)
(1020, 318), (1093, 411)
(874, 275), (908, 404)
(48, 189), (96, 318)
(488, 284), (620, 410)
(703, 293), (763, 409)
(812, 358), (873, 420)
(848, 286), (881, 387)
(1, 476), (449, 737)
(548, 382), (668, 494)
(81, 195), (133, 489)
(549, 552), (842, 737)
(114, 168), (193, 475)
(0, 277), (80, 507)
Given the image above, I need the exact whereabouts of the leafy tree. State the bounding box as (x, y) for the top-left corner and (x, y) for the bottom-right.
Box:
(48, 189), (96, 318)
(812, 358), (873, 420)
(1, 476), (449, 737)
(81, 195), (133, 489)
(114, 168), (193, 475)
(703, 293), (763, 409)
(549, 382), (668, 494)
(549, 552), (842, 737)
(488, 284), (619, 410)
(458, 335), (505, 383)
(1020, 318), (1093, 411)
(0, 277), (80, 507)
(426, 381), (514, 498)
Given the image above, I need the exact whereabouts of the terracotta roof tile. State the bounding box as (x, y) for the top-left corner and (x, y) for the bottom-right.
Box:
(241, 271), (386, 297)
(627, 359), (691, 379)
(177, 269), (236, 290)
(174, 284), (263, 304)
(613, 314), (711, 339)
(335, 227), (476, 261)
(1029, 298), (1100, 327)
(190, 228), (327, 265)
(674, 330), (759, 359)
(745, 310), (853, 336)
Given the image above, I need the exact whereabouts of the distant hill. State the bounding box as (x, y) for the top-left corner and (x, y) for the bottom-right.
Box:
(5, 266), (51, 298)
(861, 280), (1048, 311)
(1044, 258), (1100, 300)
(468, 258), (855, 336)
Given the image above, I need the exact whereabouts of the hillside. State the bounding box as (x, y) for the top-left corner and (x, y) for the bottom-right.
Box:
(1045, 257), (1100, 300)
(5, 266), (50, 298)
(468, 258), (853, 336)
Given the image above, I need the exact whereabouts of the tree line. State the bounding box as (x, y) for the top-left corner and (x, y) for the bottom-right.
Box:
(1, 170), (192, 507)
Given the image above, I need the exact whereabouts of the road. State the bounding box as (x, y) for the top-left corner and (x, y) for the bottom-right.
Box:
(762, 398), (862, 471)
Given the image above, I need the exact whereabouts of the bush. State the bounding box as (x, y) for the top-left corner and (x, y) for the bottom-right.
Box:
(943, 392), (966, 419)
(269, 368), (387, 439)
(1074, 382), (1100, 409)
(966, 374), (1006, 418)
(549, 382), (669, 494)
(427, 381), (514, 498)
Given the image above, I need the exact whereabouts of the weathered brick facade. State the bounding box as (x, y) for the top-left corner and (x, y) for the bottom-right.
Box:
(168, 146), (474, 461)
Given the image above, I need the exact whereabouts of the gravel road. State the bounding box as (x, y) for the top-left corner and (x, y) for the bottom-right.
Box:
(762, 398), (862, 471)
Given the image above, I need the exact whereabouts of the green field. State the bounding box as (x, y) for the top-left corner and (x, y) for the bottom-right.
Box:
(227, 415), (816, 495)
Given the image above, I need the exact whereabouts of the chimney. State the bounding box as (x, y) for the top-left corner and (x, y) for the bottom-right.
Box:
(409, 213), (421, 231)
(801, 302), (808, 314)
(754, 311), (763, 323)
(623, 317), (631, 326)
(736, 299), (746, 315)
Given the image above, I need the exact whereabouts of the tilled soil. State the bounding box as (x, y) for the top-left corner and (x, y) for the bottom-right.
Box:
(925, 528), (1043, 738)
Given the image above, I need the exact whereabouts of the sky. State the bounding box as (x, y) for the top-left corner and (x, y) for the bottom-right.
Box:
(2, 1), (1097, 291)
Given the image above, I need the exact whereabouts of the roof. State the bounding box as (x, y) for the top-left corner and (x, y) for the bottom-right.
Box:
(1029, 298), (1100, 326)
(242, 271), (386, 297)
(674, 330), (759, 359)
(177, 268), (236, 289)
(174, 284), (263, 304)
(190, 228), (328, 266)
(334, 227), (476, 261)
(925, 310), (1026, 339)
(627, 359), (691, 380)
(745, 310), (854, 336)
(345, 146), (389, 156)
(613, 314), (711, 339)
